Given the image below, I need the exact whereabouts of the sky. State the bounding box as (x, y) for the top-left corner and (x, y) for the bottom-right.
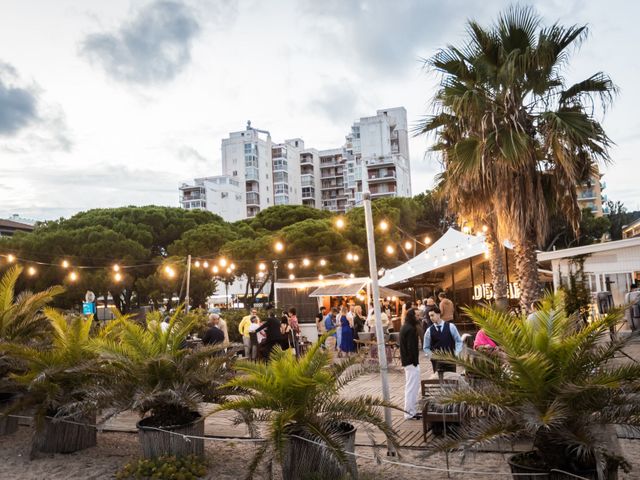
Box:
(0, 0), (638, 221)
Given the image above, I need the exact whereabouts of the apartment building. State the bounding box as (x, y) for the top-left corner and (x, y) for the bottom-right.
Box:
(179, 176), (245, 221)
(576, 170), (608, 217)
(179, 107), (412, 220)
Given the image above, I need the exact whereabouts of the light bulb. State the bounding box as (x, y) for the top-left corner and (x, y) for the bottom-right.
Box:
(379, 220), (389, 231)
(61, 259), (69, 269)
(274, 241), (284, 252)
(27, 266), (36, 276)
(385, 245), (395, 255)
(346, 253), (354, 261)
(404, 241), (412, 250)
(114, 272), (122, 282)
(353, 254), (359, 262)
(6, 254), (15, 263)
(230, 263), (236, 271)
(258, 271), (265, 278)
(302, 258), (310, 267)
(69, 271), (78, 282)
(318, 274), (324, 280)
(289, 273), (295, 280)
(203, 260), (209, 268)
(335, 218), (345, 229)
(258, 263), (266, 271)
(113, 264), (120, 272)
(212, 265), (219, 274)
(219, 258), (227, 267)
(424, 236), (431, 244)
(194, 260), (201, 268)
(287, 262), (295, 270)
(319, 259), (327, 266)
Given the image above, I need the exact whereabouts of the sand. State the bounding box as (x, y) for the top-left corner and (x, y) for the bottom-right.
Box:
(1, 427), (639, 479)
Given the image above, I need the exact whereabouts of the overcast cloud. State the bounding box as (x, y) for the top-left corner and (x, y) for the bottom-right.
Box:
(0, 0), (638, 221)
(81, 0), (201, 85)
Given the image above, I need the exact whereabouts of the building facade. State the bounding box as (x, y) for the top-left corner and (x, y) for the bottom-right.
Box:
(179, 176), (245, 222)
(576, 170), (608, 217)
(179, 107), (412, 220)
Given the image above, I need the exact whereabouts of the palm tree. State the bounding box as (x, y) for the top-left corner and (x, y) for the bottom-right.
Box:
(219, 338), (398, 480)
(419, 6), (615, 309)
(4, 309), (98, 454)
(0, 265), (64, 385)
(431, 294), (640, 478)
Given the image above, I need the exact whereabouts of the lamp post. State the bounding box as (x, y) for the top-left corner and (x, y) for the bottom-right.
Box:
(272, 259), (279, 308)
(185, 255), (191, 312)
(362, 191), (395, 456)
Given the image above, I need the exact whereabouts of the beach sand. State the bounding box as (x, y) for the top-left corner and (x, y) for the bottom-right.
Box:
(1, 427), (639, 479)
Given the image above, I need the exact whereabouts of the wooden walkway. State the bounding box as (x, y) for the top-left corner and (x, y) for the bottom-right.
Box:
(103, 333), (640, 450)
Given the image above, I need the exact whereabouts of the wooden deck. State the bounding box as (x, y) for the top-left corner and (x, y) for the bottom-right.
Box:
(102, 333), (640, 451)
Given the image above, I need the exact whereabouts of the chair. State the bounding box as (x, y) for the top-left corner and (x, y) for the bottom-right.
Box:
(421, 378), (465, 442)
(358, 332), (373, 342)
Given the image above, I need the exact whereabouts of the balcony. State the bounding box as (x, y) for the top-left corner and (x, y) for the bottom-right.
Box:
(246, 167), (259, 181)
(247, 206), (260, 218)
(368, 171), (396, 183)
(301, 174), (315, 187)
(578, 191), (597, 200)
(274, 194), (289, 206)
(302, 187), (315, 199)
(272, 159), (288, 172)
(246, 192), (260, 206)
(300, 156), (314, 166)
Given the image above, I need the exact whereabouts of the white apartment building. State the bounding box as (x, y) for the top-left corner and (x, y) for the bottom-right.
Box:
(179, 176), (244, 221)
(179, 107), (412, 220)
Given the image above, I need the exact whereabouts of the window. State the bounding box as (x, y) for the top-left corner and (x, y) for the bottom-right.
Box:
(273, 171), (288, 183)
(275, 184), (287, 194)
(221, 192), (228, 198)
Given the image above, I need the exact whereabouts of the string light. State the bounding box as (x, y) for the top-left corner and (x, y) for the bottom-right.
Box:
(404, 241), (412, 250)
(114, 272), (122, 282)
(61, 260), (70, 269)
(164, 266), (175, 278)
(302, 258), (310, 267)
(69, 271), (78, 282)
(194, 260), (201, 268)
(319, 259), (327, 266)
(274, 241), (284, 253)
(385, 245), (395, 255)
(7, 254), (15, 263)
(219, 258), (228, 267)
(27, 266), (37, 276)
(346, 253), (354, 261)
(287, 262), (295, 270)
(289, 273), (295, 280)
(424, 236), (431, 245)
(226, 267), (232, 274)
(212, 265), (219, 274)
(379, 220), (389, 231)
(230, 263), (236, 271)
(335, 217), (345, 229)
(258, 263), (266, 271)
(353, 254), (359, 262)
(203, 261), (209, 268)
(112, 264), (120, 272)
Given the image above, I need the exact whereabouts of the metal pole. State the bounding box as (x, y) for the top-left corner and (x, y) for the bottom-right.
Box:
(185, 255), (191, 312)
(362, 191), (395, 455)
(272, 260), (279, 309)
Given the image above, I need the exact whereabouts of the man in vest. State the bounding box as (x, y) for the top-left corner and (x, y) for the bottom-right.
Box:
(423, 307), (463, 374)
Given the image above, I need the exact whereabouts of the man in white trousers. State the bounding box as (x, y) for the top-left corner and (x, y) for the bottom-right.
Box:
(399, 308), (421, 420)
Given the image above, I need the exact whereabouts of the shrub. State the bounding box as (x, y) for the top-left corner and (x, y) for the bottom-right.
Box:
(116, 455), (207, 480)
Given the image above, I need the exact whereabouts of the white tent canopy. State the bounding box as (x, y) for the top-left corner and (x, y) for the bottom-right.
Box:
(379, 228), (489, 287)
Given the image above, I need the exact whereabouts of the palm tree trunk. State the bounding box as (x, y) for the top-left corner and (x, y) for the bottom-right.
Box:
(485, 228), (509, 310)
(514, 236), (541, 311)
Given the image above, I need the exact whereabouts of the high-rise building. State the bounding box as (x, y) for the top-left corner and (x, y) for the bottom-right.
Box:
(576, 169), (608, 217)
(179, 107), (412, 220)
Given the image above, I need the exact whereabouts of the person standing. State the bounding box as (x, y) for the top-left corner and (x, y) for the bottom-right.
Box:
(239, 308), (259, 358)
(202, 316), (225, 346)
(255, 306), (283, 361)
(438, 292), (455, 322)
(324, 307), (338, 351)
(288, 307), (301, 355)
(353, 305), (365, 335)
(423, 307), (463, 374)
(400, 308), (421, 420)
(339, 306), (355, 357)
(210, 313), (229, 346)
(248, 315), (261, 361)
(316, 306), (327, 336)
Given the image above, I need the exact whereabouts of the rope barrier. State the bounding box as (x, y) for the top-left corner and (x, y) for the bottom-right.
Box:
(4, 413), (595, 478)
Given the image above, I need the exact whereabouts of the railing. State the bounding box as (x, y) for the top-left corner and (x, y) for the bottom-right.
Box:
(246, 167), (259, 181)
(246, 192), (260, 206)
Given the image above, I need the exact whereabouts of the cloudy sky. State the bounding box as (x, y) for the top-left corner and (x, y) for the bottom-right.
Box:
(1, 0), (638, 221)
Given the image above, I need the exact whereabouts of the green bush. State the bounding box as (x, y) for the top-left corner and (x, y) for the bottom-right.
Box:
(116, 455), (207, 480)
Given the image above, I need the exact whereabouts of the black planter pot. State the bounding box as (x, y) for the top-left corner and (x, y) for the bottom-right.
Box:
(137, 412), (204, 459)
(282, 422), (358, 480)
(38, 412), (97, 454)
(508, 452), (618, 480)
(0, 392), (19, 436)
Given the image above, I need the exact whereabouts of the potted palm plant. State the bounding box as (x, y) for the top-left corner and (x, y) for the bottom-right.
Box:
(3, 309), (98, 455)
(430, 294), (640, 480)
(0, 265), (64, 436)
(90, 307), (236, 458)
(219, 335), (399, 480)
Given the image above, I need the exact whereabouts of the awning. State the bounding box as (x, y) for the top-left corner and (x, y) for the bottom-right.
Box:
(308, 280), (409, 298)
(380, 228), (491, 287)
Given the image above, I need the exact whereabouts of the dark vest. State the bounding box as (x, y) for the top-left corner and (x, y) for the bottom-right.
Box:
(429, 322), (454, 353)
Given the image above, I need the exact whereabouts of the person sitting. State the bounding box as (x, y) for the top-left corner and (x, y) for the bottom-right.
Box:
(473, 328), (497, 350)
(209, 313), (229, 346)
